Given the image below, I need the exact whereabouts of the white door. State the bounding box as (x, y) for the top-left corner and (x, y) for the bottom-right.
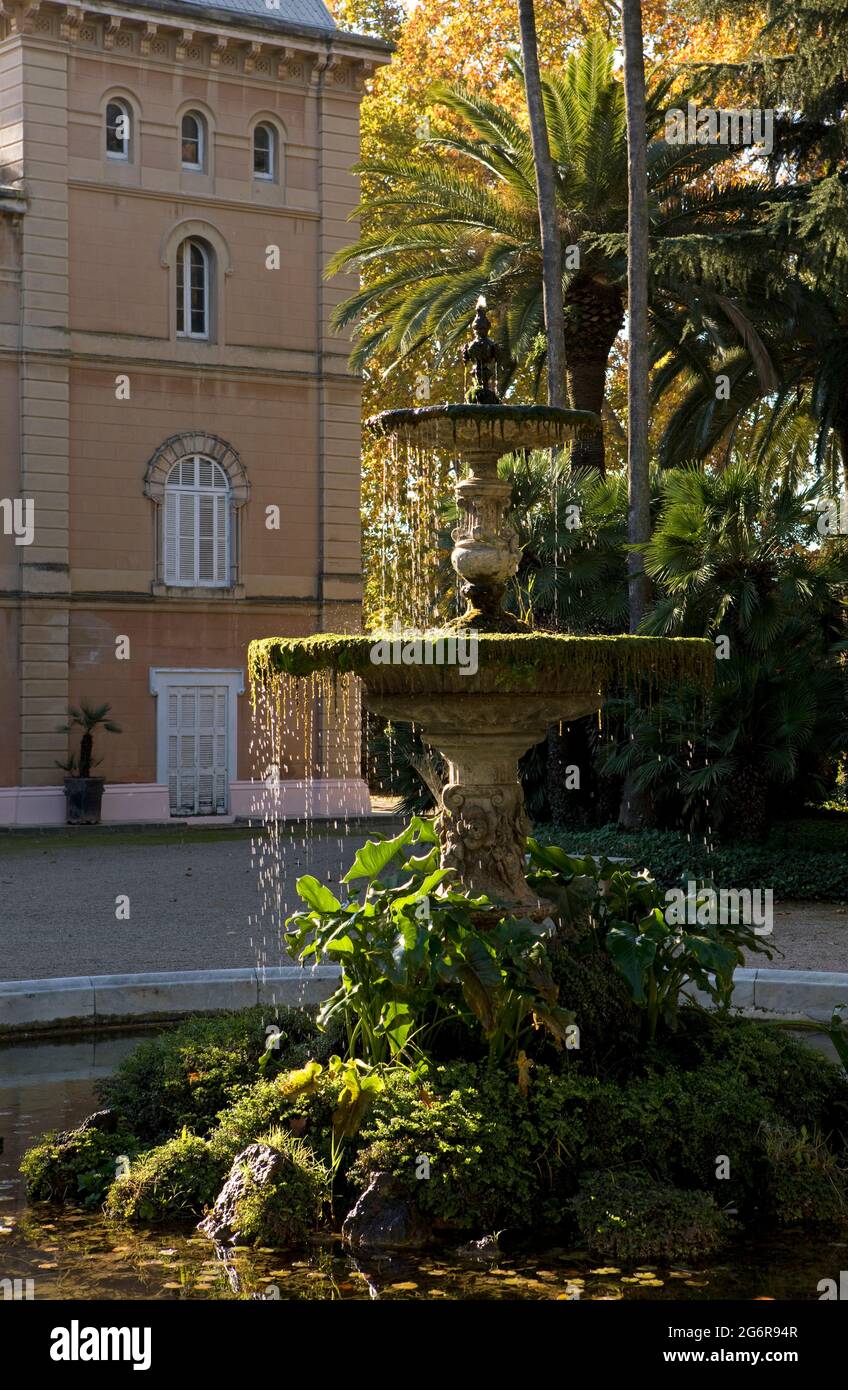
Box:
(167, 685), (229, 815)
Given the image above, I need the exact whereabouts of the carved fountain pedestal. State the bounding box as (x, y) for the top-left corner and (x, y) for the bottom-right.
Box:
(365, 686), (601, 907)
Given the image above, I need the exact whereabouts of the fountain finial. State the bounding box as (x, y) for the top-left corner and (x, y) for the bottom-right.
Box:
(462, 296), (500, 404)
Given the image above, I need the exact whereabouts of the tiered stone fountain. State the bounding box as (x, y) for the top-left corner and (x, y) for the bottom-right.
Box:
(250, 301), (712, 909)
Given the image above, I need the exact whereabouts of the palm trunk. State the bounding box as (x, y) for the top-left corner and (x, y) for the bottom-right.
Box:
(563, 275), (624, 476)
(517, 0), (566, 408)
(622, 0), (651, 631)
(619, 0), (651, 831)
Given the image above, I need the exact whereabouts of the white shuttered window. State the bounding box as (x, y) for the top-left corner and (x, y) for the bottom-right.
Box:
(167, 684), (229, 815)
(163, 455), (230, 586)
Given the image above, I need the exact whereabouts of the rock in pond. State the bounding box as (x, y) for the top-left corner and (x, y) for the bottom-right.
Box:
(199, 1141), (327, 1248)
(342, 1172), (431, 1250)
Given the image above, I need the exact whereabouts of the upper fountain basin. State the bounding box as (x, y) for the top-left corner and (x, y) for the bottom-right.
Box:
(364, 404), (601, 460)
(249, 633), (714, 699)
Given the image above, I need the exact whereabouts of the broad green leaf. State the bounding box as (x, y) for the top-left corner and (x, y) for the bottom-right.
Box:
(342, 830), (412, 882)
(295, 874), (341, 913)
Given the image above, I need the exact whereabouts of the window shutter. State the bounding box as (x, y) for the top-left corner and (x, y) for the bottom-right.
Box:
(198, 494), (215, 582)
(162, 456), (231, 588)
(179, 492), (195, 583)
(164, 491), (178, 584)
(215, 495), (228, 584)
(165, 682), (229, 816)
(214, 689), (228, 811)
(167, 691), (179, 810)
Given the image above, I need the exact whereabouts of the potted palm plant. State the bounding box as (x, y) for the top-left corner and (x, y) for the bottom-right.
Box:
(57, 702), (122, 825)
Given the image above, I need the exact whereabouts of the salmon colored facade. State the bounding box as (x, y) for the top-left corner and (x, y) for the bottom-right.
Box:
(0, 0), (388, 823)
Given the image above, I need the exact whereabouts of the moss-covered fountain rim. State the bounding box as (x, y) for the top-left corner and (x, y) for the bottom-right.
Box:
(249, 633), (714, 690)
(364, 403), (602, 437)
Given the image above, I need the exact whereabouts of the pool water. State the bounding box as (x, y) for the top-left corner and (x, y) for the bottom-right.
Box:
(1, 1035), (844, 1301)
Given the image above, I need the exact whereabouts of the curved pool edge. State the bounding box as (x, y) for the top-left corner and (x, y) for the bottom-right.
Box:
(0, 965), (342, 1040)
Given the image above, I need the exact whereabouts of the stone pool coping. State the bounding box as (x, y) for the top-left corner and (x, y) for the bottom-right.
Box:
(1, 965), (847, 1039)
(0, 965), (340, 1037)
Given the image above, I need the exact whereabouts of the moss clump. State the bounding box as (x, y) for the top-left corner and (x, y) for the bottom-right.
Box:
(104, 1134), (227, 1224)
(758, 1124), (848, 1225)
(571, 1171), (733, 1263)
(203, 1132), (330, 1249)
(98, 1006), (338, 1142)
(248, 632), (714, 696)
(21, 1116), (138, 1209)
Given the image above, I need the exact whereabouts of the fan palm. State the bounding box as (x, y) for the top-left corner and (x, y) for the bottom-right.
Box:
(330, 32), (798, 473)
(653, 181), (848, 486)
(601, 463), (848, 836)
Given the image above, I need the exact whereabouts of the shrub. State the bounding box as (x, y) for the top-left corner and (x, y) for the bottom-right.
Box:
(349, 1062), (624, 1232)
(546, 939), (643, 1076)
(21, 1115), (137, 1209)
(104, 1133), (227, 1224)
(527, 843), (772, 1038)
(98, 1006), (337, 1141)
(571, 1170), (733, 1262)
(286, 818), (572, 1066)
(538, 819), (848, 902)
(758, 1123), (848, 1225)
(209, 1072), (341, 1168)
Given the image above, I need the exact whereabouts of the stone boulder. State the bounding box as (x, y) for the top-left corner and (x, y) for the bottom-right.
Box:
(199, 1140), (327, 1248)
(342, 1172), (431, 1250)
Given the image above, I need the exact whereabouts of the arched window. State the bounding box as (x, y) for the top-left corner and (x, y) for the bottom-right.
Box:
(176, 238), (211, 339)
(181, 111), (206, 170)
(163, 456), (230, 586)
(253, 123), (276, 180)
(106, 99), (131, 160)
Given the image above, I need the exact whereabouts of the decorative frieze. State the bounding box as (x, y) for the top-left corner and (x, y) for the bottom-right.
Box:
(0, 0), (381, 93)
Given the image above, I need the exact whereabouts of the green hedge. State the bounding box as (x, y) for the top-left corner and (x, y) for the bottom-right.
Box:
(537, 816), (848, 902)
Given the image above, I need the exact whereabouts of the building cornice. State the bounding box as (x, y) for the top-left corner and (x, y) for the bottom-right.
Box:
(0, 0), (391, 88)
(0, 185), (26, 214)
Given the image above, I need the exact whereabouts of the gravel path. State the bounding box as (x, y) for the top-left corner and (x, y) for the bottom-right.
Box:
(0, 832), (846, 981)
(0, 830), (368, 981)
(744, 901), (848, 973)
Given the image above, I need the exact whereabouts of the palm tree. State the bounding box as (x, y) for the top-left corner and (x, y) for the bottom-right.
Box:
(58, 702), (122, 778)
(654, 235), (848, 489)
(516, 0), (566, 408)
(602, 463), (848, 836)
(331, 34), (797, 474)
(621, 0), (650, 630)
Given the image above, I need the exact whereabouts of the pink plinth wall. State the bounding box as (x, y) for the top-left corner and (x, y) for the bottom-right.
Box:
(0, 780), (372, 826)
(0, 784), (171, 826)
(228, 779), (372, 820)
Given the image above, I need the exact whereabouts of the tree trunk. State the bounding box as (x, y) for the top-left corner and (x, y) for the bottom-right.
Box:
(621, 0), (651, 631)
(563, 273), (624, 476)
(619, 0), (652, 831)
(517, 0), (566, 408)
